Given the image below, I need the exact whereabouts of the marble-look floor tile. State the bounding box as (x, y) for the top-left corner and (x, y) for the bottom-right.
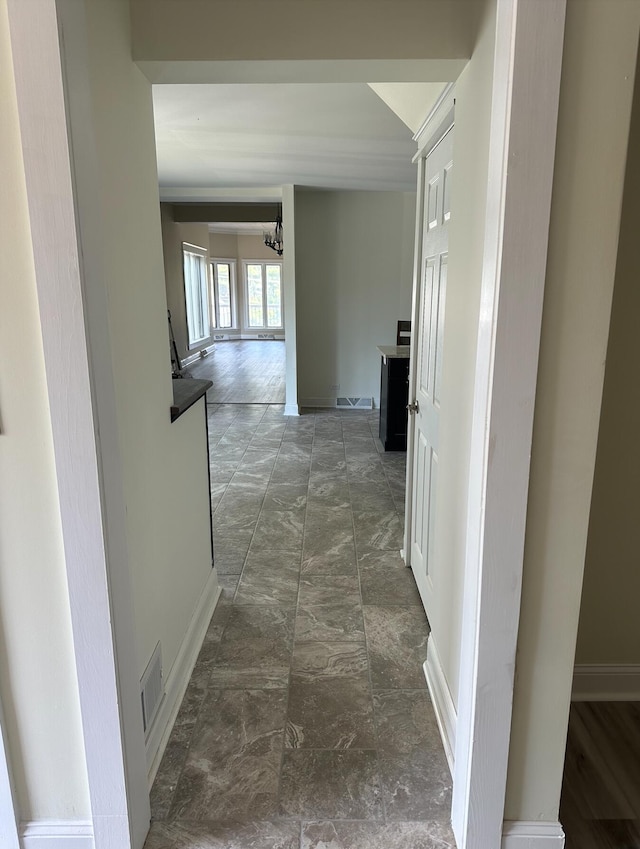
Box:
(301, 821), (455, 849)
(291, 641), (369, 679)
(150, 735), (190, 820)
(297, 576), (360, 607)
(214, 509), (259, 536)
(146, 821), (300, 849)
(170, 689), (287, 821)
(278, 443), (312, 462)
(210, 460), (241, 483)
(279, 750), (382, 820)
(364, 606), (429, 689)
(209, 606), (294, 688)
(286, 676), (376, 749)
(252, 510), (305, 551)
(305, 504), (354, 533)
(348, 483), (397, 513)
(217, 574), (240, 602)
(346, 458), (388, 484)
(214, 534), (253, 575)
(311, 455), (347, 474)
(378, 750), (452, 821)
(270, 462), (311, 484)
(296, 605), (365, 642)
(353, 510), (404, 553)
(301, 544), (357, 576)
(358, 553), (422, 606)
(303, 525), (355, 559)
(373, 690), (442, 755)
(234, 550), (301, 606)
(262, 483), (308, 511)
(306, 477), (351, 508)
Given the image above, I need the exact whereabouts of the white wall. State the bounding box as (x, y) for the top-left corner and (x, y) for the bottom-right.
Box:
(0, 0), (90, 820)
(72, 0), (214, 692)
(160, 204), (210, 361)
(294, 189), (415, 407)
(505, 0), (640, 823)
(574, 44), (640, 666)
(426, 0), (497, 709)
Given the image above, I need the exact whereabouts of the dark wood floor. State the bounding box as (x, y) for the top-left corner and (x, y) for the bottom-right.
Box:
(561, 701), (640, 848)
(185, 340), (286, 404)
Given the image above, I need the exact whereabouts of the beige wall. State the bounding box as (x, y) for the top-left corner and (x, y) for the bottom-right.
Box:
(130, 0), (478, 63)
(161, 204), (210, 360)
(209, 231), (286, 337)
(294, 189), (415, 406)
(575, 43), (640, 666)
(78, 0), (214, 689)
(0, 0), (90, 820)
(505, 0), (640, 822)
(427, 0), (496, 708)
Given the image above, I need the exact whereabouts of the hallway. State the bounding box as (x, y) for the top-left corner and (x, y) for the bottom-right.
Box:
(146, 405), (453, 849)
(185, 341), (286, 405)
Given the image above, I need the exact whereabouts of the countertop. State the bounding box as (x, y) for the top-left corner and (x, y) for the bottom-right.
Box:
(377, 345), (410, 362)
(171, 377), (212, 422)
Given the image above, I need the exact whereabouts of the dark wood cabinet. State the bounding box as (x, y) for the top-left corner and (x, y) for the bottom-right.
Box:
(379, 353), (410, 451)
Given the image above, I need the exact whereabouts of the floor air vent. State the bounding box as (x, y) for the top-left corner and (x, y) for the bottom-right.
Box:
(336, 396), (373, 410)
(140, 641), (164, 736)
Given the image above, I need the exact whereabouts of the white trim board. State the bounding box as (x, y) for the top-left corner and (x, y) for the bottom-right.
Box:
(7, 1), (149, 846)
(501, 821), (565, 849)
(424, 638), (457, 776)
(146, 571), (221, 783)
(0, 696), (20, 849)
(451, 2), (566, 847)
(20, 821), (94, 849)
(572, 664), (640, 701)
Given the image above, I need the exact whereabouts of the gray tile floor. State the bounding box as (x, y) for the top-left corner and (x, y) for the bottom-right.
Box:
(146, 405), (454, 849)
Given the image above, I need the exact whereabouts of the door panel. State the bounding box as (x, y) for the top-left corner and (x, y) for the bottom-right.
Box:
(410, 127), (453, 621)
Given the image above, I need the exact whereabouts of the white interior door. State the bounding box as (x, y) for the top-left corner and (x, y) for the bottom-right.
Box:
(409, 127), (453, 621)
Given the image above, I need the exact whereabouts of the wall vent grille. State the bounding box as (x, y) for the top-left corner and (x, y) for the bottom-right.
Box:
(257, 333), (276, 340)
(336, 396), (373, 410)
(140, 641), (164, 737)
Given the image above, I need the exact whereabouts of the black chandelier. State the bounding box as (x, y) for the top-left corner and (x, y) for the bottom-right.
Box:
(264, 206), (284, 256)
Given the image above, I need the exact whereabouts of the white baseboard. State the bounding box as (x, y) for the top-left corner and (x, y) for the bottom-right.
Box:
(299, 397), (378, 411)
(283, 404), (299, 416)
(20, 821), (94, 848)
(146, 569), (221, 784)
(502, 820), (565, 848)
(424, 635), (457, 776)
(572, 664), (640, 701)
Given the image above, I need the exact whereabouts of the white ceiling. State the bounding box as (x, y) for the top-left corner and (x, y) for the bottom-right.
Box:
(152, 83), (438, 196)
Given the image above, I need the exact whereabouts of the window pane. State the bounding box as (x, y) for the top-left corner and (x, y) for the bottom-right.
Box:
(216, 264), (232, 328)
(209, 264), (217, 329)
(266, 265), (282, 327)
(247, 264), (264, 328)
(184, 250), (209, 345)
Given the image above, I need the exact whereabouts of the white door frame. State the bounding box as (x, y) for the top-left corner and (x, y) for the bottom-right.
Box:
(453, 1), (565, 845)
(5, 0), (565, 847)
(405, 2), (566, 848)
(7, 0), (150, 846)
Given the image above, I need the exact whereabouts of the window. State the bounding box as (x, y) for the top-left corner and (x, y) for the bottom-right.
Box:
(210, 259), (237, 329)
(182, 243), (210, 348)
(244, 261), (283, 330)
